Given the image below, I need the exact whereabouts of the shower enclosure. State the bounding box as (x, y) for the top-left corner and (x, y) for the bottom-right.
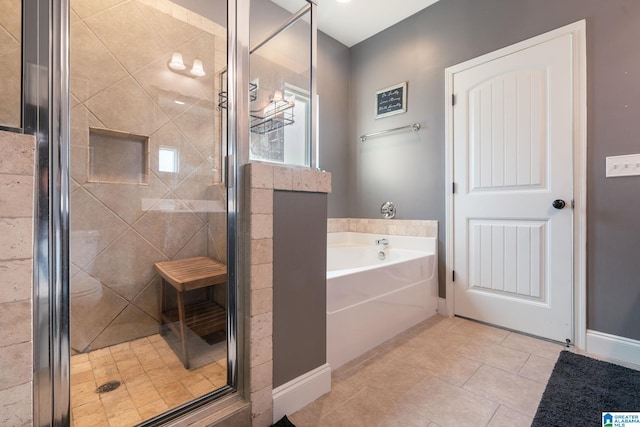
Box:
(20, 0), (246, 425)
(67, 1), (234, 425)
(1, 0), (316, 424)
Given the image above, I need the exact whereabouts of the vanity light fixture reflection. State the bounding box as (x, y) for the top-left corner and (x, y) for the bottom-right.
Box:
(169, 52), (186, 71)
(190, 59), (206, 77)
(270, 90), (283, 103)
(261, 91), (295, 119)
(168, 52), (206, 77)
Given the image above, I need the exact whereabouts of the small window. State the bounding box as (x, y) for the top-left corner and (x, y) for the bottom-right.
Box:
(158, 146), (179, 173)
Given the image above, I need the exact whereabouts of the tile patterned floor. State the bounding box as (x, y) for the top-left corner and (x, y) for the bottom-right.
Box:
(70, 334), (227, 427)
(290, 315), (567, 427)
(70, 315), (639, 427)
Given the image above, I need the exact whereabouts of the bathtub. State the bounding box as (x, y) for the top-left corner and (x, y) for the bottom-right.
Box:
(326, 232), (438, 370)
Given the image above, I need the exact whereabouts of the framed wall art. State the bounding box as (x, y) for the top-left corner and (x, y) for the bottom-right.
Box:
(376, 81), (407, 119)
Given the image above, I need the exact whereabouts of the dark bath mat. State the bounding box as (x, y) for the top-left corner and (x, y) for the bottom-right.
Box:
(532, 350), (640, 426)
(271, 415), (296, 427)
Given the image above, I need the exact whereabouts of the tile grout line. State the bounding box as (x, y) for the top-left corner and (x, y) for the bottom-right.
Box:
(460, 358), (545, 420)
(483, 402), (502, 427)
(316, 384), (370, 422)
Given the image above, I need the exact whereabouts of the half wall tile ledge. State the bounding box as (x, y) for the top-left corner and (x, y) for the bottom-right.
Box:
(291, 168), (331, 193)
(247, 162), (274, 189)
(246, 162), (332, 194)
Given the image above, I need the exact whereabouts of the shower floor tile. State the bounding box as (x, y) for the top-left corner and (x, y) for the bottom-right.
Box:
(290, 315), (567, 427)
(70, 334), (227, 427)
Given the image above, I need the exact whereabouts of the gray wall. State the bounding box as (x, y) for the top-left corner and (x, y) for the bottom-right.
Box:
(273, 191), (327, 388)
(318, 32), (350, 217)
(345, 0), (640, 340)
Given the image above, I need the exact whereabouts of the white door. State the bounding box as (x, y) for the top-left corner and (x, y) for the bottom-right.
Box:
(451, 32), (575, 343)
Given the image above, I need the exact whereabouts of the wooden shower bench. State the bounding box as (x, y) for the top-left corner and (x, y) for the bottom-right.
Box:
(154, 256), (227, 369)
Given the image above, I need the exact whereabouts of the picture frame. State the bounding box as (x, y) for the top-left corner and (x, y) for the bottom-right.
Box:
(375, 81), (407, 119)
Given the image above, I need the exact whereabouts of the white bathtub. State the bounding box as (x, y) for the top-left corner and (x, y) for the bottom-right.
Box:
(326, 232), (438, 369)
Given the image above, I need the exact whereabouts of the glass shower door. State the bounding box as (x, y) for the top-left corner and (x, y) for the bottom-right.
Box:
(68, 1), (232, 424)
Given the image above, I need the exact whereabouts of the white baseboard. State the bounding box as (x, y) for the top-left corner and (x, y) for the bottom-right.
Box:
(586, 329), (640, 367)
(437, 297), (448, 316)
(272, 364), (331, 424)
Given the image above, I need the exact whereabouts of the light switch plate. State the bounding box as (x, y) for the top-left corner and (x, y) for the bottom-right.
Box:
(606, 154), (640, 177)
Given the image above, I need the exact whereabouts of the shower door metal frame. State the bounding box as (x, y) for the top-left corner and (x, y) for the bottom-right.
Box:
(24, 0), (72, 425)
(28, 0), (250, 425)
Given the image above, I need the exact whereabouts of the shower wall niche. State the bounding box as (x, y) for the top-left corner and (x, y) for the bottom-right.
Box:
(70, 0), (227, 354)
(88, 128), (149, 184)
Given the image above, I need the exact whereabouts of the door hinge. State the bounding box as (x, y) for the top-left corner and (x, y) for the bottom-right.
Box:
(452, 182), (456, 194)
(452, 271), (455, 282)
(452, 94), (456, 106)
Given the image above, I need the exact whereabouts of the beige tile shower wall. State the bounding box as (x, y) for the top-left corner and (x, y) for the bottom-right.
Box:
(69, 0), (228, 353)
(328, 218), (438, 237)
(245, 163), (331, 427)
(0, 131), (35, 426)
(0, 0), (21, 128)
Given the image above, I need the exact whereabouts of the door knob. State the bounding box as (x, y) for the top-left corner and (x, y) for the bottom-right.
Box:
(552, 199), (566, 209)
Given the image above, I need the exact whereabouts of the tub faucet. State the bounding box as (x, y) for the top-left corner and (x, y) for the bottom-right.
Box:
(376, 238), (388, 261)
(375, 238), (389, 247)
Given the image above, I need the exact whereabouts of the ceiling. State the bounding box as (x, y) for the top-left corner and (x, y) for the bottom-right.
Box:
(270, 0), (440, 47)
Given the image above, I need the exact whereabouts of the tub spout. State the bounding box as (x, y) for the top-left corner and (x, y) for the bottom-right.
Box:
(375, 238), (389, 246)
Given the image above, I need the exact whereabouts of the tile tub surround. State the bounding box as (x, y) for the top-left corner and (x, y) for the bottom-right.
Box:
(244, 163), (331, 427)
(0, 130), (35, 426)
(69, 0), (228, 353)
(328, 218), (438, 238)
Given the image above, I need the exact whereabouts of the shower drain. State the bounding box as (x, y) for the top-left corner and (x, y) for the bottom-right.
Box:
(96, 380), (121, 394)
